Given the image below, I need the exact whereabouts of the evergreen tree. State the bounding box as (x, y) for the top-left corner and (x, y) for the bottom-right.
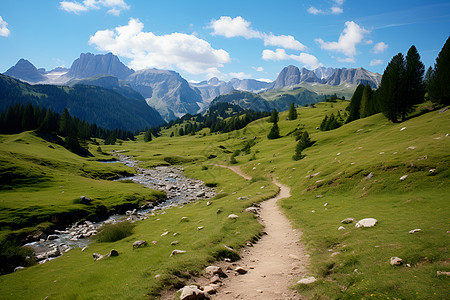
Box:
(179, 127), (185, 136)
(144, 129), (152, 142)
(269, 109), (279, 123)
(379, 53), (406, 123)
(293, 131), (313, 160)
(403, 45), (425, 121)
(424, 66), (434, 86)
(346, 84), (365, 123)
(170, 131), (174, 137)
(359, 84), (373, 118)
(287, 102), (298, 120)
(59, 108), (72, 136)
(267, 121), (281, 139)
(428, 36), (450, 105)
(319, 115), (328, 131)
(21, 103), (36, 131)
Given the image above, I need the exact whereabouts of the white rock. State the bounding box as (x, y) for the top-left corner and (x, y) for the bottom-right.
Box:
(409, 229), (422, 234)
(400, 127), (407, 131)
(311, 210), (315, 213)
(390, 257), (403, 266)
(161, 231), (169, 236)
(245, 207), (259, 214)
(206, 201), (212, 206)
(197, 226), (204, 230)
(228, 214), (239, 219)
(355, 218), (378, 228)
(400, 175), (408, 181)
(297, 276), (317, 284)
(341, 218), (356, 224)
(204, 266), (226, 278)
(338, 226), (345, 230)
(179, 285), (205, 300)
(170, 249), (186, 257)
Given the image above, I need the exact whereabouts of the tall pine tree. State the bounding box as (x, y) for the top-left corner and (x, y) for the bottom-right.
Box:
(346, 84), (365, 123)
(287, 102), (298, 120)
(379, 53), (406, 123)
(269, 108), (279, 123)
(403, 45), (425, 121)
(359, 84), (373, 118)
(428, 36), (450, 105)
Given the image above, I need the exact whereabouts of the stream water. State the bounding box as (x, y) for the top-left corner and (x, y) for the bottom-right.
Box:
(24, 153), (215, 264)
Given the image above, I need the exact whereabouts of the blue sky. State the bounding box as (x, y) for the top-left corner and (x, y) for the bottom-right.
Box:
(1, 0), (449, 82)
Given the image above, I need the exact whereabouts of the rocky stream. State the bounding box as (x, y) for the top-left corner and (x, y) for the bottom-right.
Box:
(23, 153), (215, 265)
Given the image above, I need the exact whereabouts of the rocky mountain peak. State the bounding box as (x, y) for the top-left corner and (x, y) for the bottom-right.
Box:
(3, 58), (47, 83)
(67, 52), (134, 80)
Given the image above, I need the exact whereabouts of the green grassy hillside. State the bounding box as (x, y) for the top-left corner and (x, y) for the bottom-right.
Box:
(0, 101), (448, 299)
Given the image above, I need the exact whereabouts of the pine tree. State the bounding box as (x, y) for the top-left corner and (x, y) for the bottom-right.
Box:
(287, 102), (298, 120)
(267, 121), (281, 139)
(359, 84), (373, 118)
(319, 115), (328, 131)
(179, 127), (185, 136)
(269, 109), (279, 123)
(144, 129), (152, 142)
(346, 84), (365, 123)
(403, 45), (425, 121)
(293, 131), (313, 160)
(379, 53), (406, 123)
(59, 108), (72, 136)
(428, 36), (450, 105)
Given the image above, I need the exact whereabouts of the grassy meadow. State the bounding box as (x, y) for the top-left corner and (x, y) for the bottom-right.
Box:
(0, 101), (449, 299)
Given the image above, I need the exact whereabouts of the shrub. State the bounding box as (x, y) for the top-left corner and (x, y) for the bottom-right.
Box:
(95, 221), (135, 243)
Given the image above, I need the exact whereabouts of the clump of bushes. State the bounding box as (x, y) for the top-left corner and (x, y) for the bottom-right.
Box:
(95, 221), (134, 243)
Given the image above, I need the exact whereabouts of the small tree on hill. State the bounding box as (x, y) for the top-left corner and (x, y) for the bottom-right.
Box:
(267, 121), (281, 139)
(144, 129), (152, 142)
(428, 36), (450, 105)
(293, 131), (314, 160)
(287, 102), (298, 120)
(269, 108), (279, 123)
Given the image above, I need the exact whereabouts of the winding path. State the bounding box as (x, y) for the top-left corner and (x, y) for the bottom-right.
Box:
(212, 165), (309, 299)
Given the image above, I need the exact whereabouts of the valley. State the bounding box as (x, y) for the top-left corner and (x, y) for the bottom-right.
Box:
(0, 100), (448, 299)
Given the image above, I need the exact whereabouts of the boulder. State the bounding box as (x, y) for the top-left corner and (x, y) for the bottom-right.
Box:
(196, 191), (205, 198)
(228, 214), (239, 219)
(237, 196), (249, 200)
(47, 234), (59, 241)
(179, 285), (207, 300)
(297, 276), (317, 284)
(93, 253), (104, 261)
(108, 249), (119, 257)
(400, 175), (408, 181)
(204, 266), (227, 278)
(161, 231), (169, 236)
(245, 207), (259, 214)
(409, 229), (422, 234)
(209, 275), (222, 284)
(338, 226), (345, 230)
(206, 201), (212, 206)
(171, 240), (179, 245)
(47, 248), (60, 258)
(437, 271), (450, 277)
(197, 226), (204, 230)
(341, 218), (356, 224)
(203, 284), (218, 295)
(133, 240), (148, 249)
(235, 267), (248, 274)
(170, 249), (186, 257)
(14, 266), (25, 272)
(355, 218), (378, 228)
(390, 257), (403, 266)
(79, 196), (92, 205)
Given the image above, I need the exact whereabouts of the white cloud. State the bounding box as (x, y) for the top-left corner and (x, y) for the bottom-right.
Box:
(59, 0), (129, 15)
(370, 59), (383, 66)
(308, 0), (344, 15)
(315, 21), (369, 61)
(89, 18), (231, 75)
(307, 6), (324, 15)
(210, 16), (305, 51)
(372, 42), (388, 54)
(0, 16), (10, 37)
(253, 66), (264, 72)
(337, 57), (355, 63)
(262, 49), (322, 69)
(331, 6), (343, 14)
(230, 72), (252, 79)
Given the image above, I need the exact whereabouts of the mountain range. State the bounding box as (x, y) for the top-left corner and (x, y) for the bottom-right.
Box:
(2, 53), (382, 121)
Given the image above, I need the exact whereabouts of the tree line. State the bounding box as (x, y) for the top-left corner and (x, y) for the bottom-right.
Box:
(0, 103), (135, 155)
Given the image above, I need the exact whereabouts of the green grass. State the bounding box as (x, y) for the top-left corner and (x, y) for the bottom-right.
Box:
(0, 102), (449, 299)
(96, 222), (135, 243)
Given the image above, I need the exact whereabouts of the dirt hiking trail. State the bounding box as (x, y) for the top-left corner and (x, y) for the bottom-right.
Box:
(210, 165), (309, 299)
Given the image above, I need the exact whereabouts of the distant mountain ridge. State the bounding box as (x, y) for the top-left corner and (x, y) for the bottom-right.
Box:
(2, 53), (382, 121)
